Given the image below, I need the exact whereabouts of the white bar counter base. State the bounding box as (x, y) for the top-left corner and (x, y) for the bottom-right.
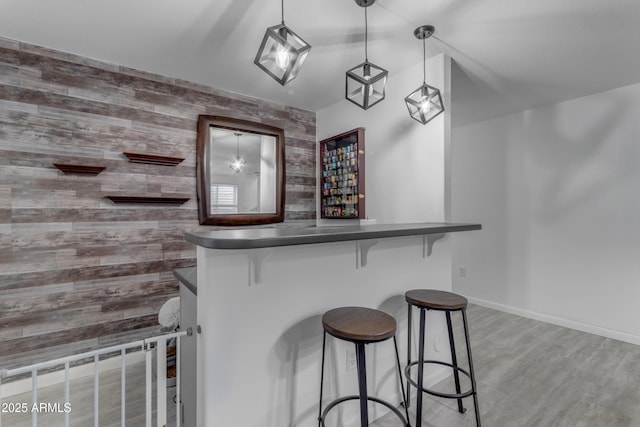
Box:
(185, 222), (481, 427)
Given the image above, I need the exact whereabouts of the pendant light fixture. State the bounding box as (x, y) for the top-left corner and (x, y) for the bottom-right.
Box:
(229, 132), (246, 173)
(404, 25), (445, 125)
(345, 0), (388, 110)
(254, 0), (311, 85)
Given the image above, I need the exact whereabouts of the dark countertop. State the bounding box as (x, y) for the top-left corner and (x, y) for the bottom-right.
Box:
(174, 267), (197, 295)
(184, 222), (481, 250)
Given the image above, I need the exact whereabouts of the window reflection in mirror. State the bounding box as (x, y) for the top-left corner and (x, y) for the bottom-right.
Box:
(210, 183), (238, 214)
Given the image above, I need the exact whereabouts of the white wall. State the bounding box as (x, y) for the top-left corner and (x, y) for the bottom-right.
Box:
(317, 54), (451, 224)
(452, 81), (640, 344)
(237, 173), (259, 212)
(260, 135), (276, 213)
(196, 237), (455, 427)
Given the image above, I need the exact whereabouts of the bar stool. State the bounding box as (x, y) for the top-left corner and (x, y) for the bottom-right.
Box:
(405, 290), (481, 426)
(318, 307), (410, 427)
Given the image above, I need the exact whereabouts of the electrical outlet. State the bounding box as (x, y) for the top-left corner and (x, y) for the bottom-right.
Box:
(346, 348), (357, 372)
(458, 265), (466, 277)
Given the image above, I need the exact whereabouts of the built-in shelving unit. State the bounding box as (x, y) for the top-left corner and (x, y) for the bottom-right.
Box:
(105, 196), (190, 205)
(319, 128), (365, 219)
(53, 163), (106, 175)
(123, 152), (185, 166)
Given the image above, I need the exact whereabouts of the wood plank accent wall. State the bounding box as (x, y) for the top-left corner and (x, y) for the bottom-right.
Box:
(0, 37), (316, 369)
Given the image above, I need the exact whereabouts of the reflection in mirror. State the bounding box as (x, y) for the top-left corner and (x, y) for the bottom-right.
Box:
(209, 129), (276, 214)
(197, 116), (285, 226)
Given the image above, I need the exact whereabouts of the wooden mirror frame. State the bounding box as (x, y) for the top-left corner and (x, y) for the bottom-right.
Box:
(196, 115), (286, 226)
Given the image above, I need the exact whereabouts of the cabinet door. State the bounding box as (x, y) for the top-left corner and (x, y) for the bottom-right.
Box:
(319, 128), (365, 219)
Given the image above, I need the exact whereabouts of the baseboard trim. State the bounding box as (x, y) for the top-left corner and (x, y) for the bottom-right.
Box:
(468, 297), (640, 346)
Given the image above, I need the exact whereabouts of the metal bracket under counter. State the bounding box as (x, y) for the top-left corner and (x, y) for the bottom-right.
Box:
(248, 248), (272, 286)
(424, 233), (446, 258)
(356, 239), (378, 268)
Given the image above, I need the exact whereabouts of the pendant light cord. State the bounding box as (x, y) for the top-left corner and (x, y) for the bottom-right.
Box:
(364, 6), (369, 61)
(281, 0), (285, 24)
(422, 38), (426, 84)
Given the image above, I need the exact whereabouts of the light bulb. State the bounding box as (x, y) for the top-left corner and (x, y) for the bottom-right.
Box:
(229, 157), (245, 173)
(275, 45), (291, 70)
(360, 63), (373, 98)
(419, 96), (431, 114)
(361, 84), (374, 98)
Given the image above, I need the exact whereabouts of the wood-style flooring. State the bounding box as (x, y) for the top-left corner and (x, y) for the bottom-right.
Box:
(1, 360), (178, 427)
(374, 304), (640, 427)
(3, 304), (640, 426)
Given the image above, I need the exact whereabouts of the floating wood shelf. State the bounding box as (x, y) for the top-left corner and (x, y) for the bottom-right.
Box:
(106, 196), (190, 205)
(123, 152), (185, 166)
(53, 163), (106, 175)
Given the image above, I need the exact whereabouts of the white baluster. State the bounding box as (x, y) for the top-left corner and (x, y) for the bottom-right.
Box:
(156, 339), (167, 427)
(146, 343), (152, 427)
(94, 355), (99, 427)
(64, 362), (70, 427)
(121, 348), (126, 427)
(31, 370), (37, 427)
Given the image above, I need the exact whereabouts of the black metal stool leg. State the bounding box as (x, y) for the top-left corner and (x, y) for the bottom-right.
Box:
(355, 342), (369, 427)
(446, 311), (465, 414)
(406, 303), (412, 409)
(318, 331), (327, 427)
(393, 336), (411, 426)
(462, 309), (481, 427)
(415, 308), (426, 427)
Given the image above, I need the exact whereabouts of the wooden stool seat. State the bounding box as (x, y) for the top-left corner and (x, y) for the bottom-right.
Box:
(405, 289), (481, 427)
(405, 289), (468, 310)
(318, 306), (409, 427)
(322, 306), (396, 343)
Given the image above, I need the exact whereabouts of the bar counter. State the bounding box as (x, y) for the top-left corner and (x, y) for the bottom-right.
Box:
(187, 222), (481, 427)
(185, 222), (481, 250)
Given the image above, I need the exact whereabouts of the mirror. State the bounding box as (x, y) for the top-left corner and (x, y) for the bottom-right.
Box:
(196, 116), (285, 225)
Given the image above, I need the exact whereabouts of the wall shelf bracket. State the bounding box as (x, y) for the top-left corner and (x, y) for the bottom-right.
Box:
(248, 248), (272, 286)
(356, 239), (378, 268)
(423, 233), (446, 258)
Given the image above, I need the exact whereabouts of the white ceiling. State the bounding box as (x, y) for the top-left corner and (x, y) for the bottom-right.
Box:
(2, 0), (640, 127)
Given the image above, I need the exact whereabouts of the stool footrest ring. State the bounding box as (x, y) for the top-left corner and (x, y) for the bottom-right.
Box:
(320, 395), (410, 427)
(405, 360), (475, 400)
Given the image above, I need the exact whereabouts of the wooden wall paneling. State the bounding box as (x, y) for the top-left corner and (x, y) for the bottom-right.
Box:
(0, 185), (11, 227)
(0, 36), (316, 369)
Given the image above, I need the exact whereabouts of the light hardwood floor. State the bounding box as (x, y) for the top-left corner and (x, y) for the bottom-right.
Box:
(1, 359), (177, 427)
(3, 305), (640, 426)
(374, 304), (640, 427)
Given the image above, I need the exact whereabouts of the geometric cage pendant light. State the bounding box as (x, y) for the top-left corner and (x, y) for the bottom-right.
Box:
(254, 0), (312, 85)
(405, 25), (445, 125)
(228, 132), (246, 173)
(345, 0), (388, 110)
